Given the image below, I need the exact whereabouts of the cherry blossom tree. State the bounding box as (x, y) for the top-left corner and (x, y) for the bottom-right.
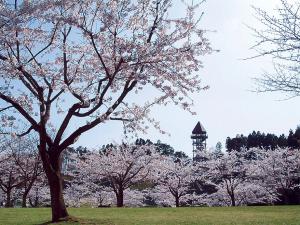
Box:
(0, 0), (211, 221)
(65, 183), (147, 207)
(9, 137), (43, 207)
(149, 187), (174, 207)
(154, 158), (194, 207)
(205, 151), (246, 206)
(60, 150), (100, 207)
(74, 144), (159, 207)
(204, 181), (276, 207)
(204, 150), (274, 206)
(64, 183), (114, 207)
(0, 149), (23, 207)
(0, 135), (43, 207)
(27, 177), (51, 207)
(257, 147), (300, 204)
(64, 151), (115, 208)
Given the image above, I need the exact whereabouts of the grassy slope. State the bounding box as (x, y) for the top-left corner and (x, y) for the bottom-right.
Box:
(0, 206), (299, 225)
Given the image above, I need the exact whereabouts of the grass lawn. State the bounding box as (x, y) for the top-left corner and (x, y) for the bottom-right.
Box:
(0, 206), (299, 225)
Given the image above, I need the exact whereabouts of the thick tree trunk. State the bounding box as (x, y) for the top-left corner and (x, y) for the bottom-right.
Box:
(38, 121), (69, 221)
(5, 190), (11, 207)
(46, 168), (69, 222)
(175, 196), (180, 207)
(22, 193), (27, 208)
(41, 149), (69, 222)
(230, 193), (236, 207)
(116, 189), (124, 207)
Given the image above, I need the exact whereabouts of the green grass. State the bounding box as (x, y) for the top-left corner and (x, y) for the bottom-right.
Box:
(0, 206), (299, 225)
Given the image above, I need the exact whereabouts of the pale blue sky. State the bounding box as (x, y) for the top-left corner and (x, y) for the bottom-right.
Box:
(75, 0), (300, 156)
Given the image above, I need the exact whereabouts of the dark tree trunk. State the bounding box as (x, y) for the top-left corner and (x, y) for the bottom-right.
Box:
(22, 193), (27, 208)
(22, 178), (37, 208)
(5, 190), (11, 207)
(230, 193), (236, 207)
(116, 189), (124, 207)
(22, 168), (39, 208)
(41, 149), (69, 222)
(47, 169), (68, 222)
(175, 196), (180, 207)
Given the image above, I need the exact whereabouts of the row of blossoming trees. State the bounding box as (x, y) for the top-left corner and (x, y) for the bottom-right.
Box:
(1, 136), (300, 208)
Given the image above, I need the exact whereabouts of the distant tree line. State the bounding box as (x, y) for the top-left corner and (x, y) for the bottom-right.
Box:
(226, 127), (300, 152)
(99, 138), (188, 160)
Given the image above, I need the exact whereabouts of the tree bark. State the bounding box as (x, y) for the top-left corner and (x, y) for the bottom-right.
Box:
(175, 196), (180, 207)
(22, 193), (27, 208)
(47, 169), (69, 222)
(5, 190), (12, 207)
(41, 149), (69, 222)
(116, 189), (124, 207)
(230, 193), (236, 207)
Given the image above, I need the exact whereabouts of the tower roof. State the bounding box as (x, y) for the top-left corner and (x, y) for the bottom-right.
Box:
(192, 122), (206, 134)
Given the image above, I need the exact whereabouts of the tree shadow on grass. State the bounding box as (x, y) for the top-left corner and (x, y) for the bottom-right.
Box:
(38, 216), (85, 225)
(37, 216), (109, 225)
